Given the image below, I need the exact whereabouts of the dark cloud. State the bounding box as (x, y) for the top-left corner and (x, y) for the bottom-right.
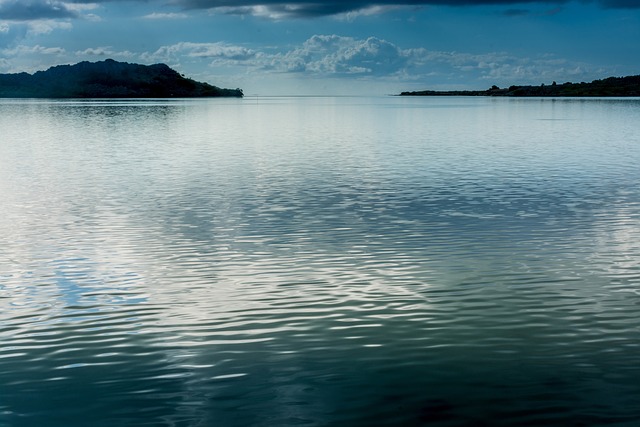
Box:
(0, 1), (79, 21)
(167, 0), (640, 18)
(3, 0), (639, 23)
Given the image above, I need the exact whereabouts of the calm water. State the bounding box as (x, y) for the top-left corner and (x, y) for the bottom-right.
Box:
(1, 96), (640, 426)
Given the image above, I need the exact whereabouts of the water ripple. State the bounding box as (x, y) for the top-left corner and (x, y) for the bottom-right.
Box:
(2, 97), (640, 426)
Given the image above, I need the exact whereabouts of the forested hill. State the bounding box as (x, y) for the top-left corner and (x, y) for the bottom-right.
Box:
(0, 59), (243, 98)
(400, 75), (640, 97)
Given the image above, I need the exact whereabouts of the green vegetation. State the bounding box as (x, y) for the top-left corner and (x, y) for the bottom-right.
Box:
(0, 59), (243, 98)
(400, 75), (640, 97)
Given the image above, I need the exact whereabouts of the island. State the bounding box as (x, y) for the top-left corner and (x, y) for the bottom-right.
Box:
(399, 75), (640, 97)
(0, 59), (243, 98)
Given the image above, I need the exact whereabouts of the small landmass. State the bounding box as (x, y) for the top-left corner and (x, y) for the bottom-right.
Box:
(0, 59), (243, 98)
(399, 75), (640, 97)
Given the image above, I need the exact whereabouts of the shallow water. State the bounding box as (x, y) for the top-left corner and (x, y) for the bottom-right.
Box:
(1, 96), (640, 426)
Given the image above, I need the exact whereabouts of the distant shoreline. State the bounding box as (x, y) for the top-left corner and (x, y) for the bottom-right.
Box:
(399, 75), (640, 97)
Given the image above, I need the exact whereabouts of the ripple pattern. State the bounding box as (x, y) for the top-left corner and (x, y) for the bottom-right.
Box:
(1, 97), (640, 426)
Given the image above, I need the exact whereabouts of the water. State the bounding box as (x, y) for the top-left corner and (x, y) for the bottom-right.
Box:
(1, 96), (640, 426)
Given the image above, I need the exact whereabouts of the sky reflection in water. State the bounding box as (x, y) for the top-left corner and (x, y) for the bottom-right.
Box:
(1, 97), (640, 426)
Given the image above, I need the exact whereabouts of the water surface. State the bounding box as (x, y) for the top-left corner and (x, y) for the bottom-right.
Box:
(1, 96), (640, 426)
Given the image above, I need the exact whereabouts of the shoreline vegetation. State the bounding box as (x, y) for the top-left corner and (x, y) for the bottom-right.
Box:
(399, 75), (640, 97)
(0, 59), (243, 98)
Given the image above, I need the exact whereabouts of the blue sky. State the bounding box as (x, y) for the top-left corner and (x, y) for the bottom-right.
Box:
(1, 0), (639, 95)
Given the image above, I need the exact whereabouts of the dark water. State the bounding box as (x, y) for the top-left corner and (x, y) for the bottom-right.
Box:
(1, 97), (640, 426)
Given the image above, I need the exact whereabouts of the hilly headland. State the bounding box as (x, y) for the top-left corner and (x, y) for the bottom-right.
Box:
(0, 59), (243, 98)
(400, 75), (640, 97)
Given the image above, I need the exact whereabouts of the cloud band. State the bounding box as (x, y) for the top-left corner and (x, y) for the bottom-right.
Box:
(1, 0), (638, 22)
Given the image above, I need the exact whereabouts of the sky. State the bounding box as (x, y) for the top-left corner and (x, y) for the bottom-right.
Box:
(0, 0), (639, 95)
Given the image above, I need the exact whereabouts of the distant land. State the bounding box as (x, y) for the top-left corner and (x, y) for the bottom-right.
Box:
(400, 75), (640, 97)
(0, 59), (243, 98)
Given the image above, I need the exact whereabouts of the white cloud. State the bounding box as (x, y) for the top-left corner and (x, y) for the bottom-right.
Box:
(2, 44), (66, 56)
(0, 21), (9, 33)
(142, 12), (188, 19)
(409, 49), (602, 86)
(63, 2), (102, 21)
(146, 42), (257, 64)
(83, 13), (102, 21)
(210, 4), (406, 20)
(26, 19), (72, 34)
(142, 35), (608, 88)
(211, 5), (303, 20)
(75, 46), (135, 58)
(0, 32), (594, 95)
(333, 5), (404, 21)
(63, 2), (100, 12)
(262, 35), (413, 77)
